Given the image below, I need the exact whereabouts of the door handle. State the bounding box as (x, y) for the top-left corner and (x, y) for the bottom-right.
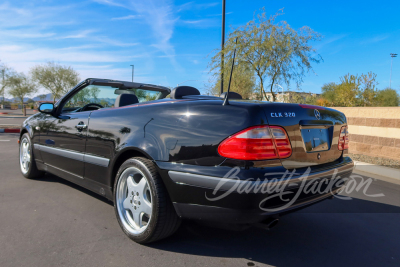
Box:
(75, 122), (87, 131)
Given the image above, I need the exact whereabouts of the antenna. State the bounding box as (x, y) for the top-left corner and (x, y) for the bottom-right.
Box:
(223, 37), (238, 106)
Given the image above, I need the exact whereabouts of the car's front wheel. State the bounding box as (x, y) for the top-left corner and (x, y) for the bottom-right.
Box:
(19, 133), (44, 179)
(113, 157), (181, 244)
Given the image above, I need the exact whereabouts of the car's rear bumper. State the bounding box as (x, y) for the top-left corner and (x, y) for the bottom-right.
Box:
(158, 157), (354, 224)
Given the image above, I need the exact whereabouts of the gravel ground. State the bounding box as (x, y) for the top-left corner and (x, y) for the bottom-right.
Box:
(349, 153), (400, 169)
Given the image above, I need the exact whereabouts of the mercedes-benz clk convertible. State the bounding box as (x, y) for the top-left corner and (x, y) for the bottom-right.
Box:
(19, 78), (354, 243)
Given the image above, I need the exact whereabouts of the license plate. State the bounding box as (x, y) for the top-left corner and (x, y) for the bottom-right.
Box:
(301, 128), (330, 152)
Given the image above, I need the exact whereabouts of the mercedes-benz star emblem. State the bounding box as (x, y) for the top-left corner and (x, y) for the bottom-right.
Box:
(314, 109), (321, 120)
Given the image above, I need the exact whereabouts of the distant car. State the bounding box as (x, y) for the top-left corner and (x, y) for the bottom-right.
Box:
(19, 78), (354, 243)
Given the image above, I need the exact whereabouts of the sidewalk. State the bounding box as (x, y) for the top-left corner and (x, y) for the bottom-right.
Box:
(353, 161), (400, 185)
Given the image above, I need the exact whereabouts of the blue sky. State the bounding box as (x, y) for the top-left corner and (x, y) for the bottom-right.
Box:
(0, 0), (399, 96)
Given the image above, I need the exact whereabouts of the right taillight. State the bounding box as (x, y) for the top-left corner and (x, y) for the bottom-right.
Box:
(338, 125), (349, 150)
(217, 125), (292, 160)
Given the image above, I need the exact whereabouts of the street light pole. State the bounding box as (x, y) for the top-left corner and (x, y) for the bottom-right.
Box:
(274, 84), (284, 103)
(130, 65), (134, 82)
(390, 53), (397, 89)
(220, 0), (226, 95)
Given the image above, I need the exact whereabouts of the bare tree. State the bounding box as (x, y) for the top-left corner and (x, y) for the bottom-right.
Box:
(0, 61), (16, 105)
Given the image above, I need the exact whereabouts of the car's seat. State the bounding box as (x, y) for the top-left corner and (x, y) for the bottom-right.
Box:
(114, 94), (139, 107)
(220, 92), (243, 99)
(170, 86), (200, 99)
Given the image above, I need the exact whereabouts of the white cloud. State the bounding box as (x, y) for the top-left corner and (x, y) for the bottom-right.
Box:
(94, 0), (179, 68)
(0, 2), (30, 16)
(60, 30), (97, 39)
(180, 18), (218, 29)
(0, 45), (139, 67)
(314, 34), (349, 51)
(129, 1), (177, 56)
(182, 20), (205, 24)
(360, 35), (389, 45)
(92, 0), (127, 9)
(0, 29), (55, 39)
(111, 15), (139, 20)
(176, 1), (219, 12)
(93, 37), (139, 47)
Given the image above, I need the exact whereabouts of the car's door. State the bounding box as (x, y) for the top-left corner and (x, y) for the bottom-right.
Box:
(39, 111), (90, 178)
(39, 83), (122, 181)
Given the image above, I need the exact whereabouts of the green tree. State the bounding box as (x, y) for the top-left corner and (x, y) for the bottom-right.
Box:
(322, 72), (379, 107)
(358, 72), (378, 106)
(68, 86), (100, 107)
(375, 88), (400, 106)
(335, 74), (360, 107)
(31, 62), (80, 103)
(207, 60), (256, 99)
(8, 73), (37, 108)
(100, 99), (110, 108)
(321, 82), (338, 106)
(209, 8), (322, 101)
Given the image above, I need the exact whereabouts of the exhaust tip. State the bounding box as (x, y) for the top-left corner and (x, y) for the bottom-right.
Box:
(255, 218), (279, 230)
(267, 218), (279, 229)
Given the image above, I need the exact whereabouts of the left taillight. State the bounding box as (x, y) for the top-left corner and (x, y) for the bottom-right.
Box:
(338, 125), (349, 150)
(217, 125), (292, 161)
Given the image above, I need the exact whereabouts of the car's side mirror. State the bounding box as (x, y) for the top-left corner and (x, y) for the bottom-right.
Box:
(38, 103), (55, 114)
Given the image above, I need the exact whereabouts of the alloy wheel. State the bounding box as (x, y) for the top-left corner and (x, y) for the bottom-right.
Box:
(116, 167), (153, 235)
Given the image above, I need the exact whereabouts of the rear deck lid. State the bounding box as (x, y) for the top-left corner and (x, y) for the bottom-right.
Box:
(259, 103), (347, 169)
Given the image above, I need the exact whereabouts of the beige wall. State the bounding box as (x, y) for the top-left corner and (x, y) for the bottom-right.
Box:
(333, 107), (400, 161)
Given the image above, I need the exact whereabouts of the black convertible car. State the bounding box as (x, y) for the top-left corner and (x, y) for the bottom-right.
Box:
(19, 78), (353, 243)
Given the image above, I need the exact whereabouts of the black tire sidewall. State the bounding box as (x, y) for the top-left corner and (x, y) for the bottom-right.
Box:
(113, 158), (159, 243)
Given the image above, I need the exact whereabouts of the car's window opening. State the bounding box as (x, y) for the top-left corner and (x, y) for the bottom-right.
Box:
(61, 85), (163, 113)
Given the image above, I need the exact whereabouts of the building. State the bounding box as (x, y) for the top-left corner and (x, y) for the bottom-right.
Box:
(262, 91), (320, 102)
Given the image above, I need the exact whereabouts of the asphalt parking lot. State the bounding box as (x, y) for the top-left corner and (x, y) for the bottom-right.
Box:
(1, 133), (399, 267)
(0, 117), (26, 126)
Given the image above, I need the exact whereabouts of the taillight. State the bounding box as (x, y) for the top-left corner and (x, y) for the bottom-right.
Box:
(218, 126), (292, 160)
(338, 126), (349, 150)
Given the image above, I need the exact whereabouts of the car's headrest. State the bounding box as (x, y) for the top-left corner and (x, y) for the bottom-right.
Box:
(220, 92), (243, 100)
(115, 94), (139, 107)
(170, 86), (200, 99)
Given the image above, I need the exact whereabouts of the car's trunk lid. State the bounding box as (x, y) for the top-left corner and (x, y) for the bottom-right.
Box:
(259, 103), (347, 169)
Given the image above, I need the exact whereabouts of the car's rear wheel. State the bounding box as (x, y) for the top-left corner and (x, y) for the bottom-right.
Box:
(113, 157), (181, 244)
(19, 133), (44, 179)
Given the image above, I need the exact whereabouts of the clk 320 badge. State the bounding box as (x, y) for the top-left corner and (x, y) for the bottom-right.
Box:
(271, 112), (296, 118)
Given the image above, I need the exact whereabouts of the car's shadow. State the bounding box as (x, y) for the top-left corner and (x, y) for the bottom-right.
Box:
(150, 198), (400, 267)
(37, 173), (400, 267)
(36, 173), (113, 205)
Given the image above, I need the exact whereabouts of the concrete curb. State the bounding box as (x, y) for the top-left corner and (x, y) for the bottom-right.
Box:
(0, 116), (29, 118)
(0, 128), (20, 133)
(353, 160), (400, 183)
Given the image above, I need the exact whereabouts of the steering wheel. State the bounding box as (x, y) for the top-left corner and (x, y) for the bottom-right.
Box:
(80, 103), (104, 112)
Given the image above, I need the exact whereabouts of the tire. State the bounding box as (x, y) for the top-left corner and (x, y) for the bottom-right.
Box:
(19, 133), (44, 179)
(113, 157), (181, 244)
